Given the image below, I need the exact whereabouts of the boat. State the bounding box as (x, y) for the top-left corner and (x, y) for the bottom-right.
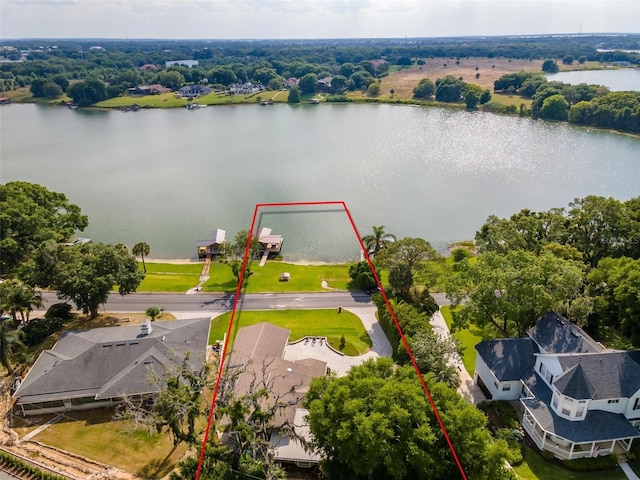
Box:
(309, 98), (320, 104)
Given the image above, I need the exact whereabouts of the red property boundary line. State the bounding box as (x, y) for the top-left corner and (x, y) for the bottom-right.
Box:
(195, 200), (467, 480)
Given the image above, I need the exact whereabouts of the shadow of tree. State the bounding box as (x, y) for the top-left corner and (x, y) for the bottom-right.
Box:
(137, 446), (178, 478)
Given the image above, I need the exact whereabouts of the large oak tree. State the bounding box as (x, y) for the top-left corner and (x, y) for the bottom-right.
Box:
(0, 181), (88, 275)
(304, 358), (511, 480)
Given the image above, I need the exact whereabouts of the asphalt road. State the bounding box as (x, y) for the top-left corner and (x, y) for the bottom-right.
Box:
(38, 291), (450, 315)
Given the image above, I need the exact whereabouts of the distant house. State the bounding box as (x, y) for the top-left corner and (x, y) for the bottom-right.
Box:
(225, 323), (326, 467)
(229, 82), (264, 95)
(128, 84), (172, 95)
(166, 60), (199, 68)
(317, 77), (333, 91)
(178, 84), (212, 98)
(475, 312), (640, 460)
(195, 228), (226, 259)
(13, 318), (211, 416)
(284, 78), (299, 89)
(139, 64), (160, 72)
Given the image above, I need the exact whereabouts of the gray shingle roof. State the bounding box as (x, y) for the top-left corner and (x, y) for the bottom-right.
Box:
(522, 370), (640, 443)
(226, 323), (327, 426)
(14, 318), (211, 405)
(528, 312), (603, 354)
(475, 338), (539, 381)
(556, 352), (640, 400)
(552, 364), (596, 400)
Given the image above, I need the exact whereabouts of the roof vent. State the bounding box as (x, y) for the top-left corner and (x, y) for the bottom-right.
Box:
(141, 319), (152, 336)
(570, 330), (580, 338)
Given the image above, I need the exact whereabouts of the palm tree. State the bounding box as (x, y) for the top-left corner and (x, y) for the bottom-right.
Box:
(0, 279), (42, 323)
(0, 318), (25, 374)
(362, 225), (396, 256)
(132, 242), (151, 273)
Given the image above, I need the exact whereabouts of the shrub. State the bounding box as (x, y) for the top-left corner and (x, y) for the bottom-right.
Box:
(23, 316), (64, 347)
(493, 401), (520, 429)
(452, 248), (472, 262)
(325, 95), (352, 103)
(561, 454), (618, 471)
(45, 302), (72, 321)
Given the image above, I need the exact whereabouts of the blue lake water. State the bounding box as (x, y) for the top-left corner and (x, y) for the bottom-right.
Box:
(546, 69), (640, 91)
(2, 103), (639, 262)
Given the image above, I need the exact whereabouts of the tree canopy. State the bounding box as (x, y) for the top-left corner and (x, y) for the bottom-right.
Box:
(304, 358), (511, 480)
(0, 181), (88, 275)
(450, 249), (586, 337)
(20, 242), (143, 318)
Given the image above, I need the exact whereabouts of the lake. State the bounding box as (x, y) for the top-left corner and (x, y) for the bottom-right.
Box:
(2, 103), (639, 262)
(546, 69), (640, 91)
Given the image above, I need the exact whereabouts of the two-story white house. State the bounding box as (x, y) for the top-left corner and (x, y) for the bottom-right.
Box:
(475, 312), (640, 460)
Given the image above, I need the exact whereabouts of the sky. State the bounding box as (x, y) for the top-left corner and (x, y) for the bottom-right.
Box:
(1, 0), (639, 40)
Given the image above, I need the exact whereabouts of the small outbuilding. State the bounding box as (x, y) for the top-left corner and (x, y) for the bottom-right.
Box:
(196, 228), (226, 259)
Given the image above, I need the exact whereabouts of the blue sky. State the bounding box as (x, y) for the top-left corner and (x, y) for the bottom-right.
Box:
(1, 0), (638, 39)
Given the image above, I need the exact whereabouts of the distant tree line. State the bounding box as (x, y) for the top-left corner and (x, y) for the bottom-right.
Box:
(493, 70), (640, 133)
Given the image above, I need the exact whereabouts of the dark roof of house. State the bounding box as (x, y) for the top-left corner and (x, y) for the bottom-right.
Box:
(226, 323), (326, 426)
(522, 370), (640, 443)
(475, 338), (539, 381)
(552, 363), (595, 400)
(555, 352), (640, 400)
(527, 312), (604, 354)
(14, 318), (210, 404)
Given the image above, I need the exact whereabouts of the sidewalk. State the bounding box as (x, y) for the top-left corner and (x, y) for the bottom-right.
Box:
(430, 310), (486, 404)
(620, 459), (640, 480)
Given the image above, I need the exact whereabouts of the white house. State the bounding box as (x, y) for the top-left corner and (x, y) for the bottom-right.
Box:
(475, 312), (640, 460)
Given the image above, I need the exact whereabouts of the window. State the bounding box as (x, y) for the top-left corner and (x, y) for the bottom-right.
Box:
(608, 399), (620, 404)
(552, 395), (559, 409)
(562, 407), (571, 416)
(545, 370), (554, 384)
(576, 406), (585, 417)
(539, 363), (547, 376)
(502, 384), (512, 391)
(635, 398), (640, 410)
(494, 381), (498, 390)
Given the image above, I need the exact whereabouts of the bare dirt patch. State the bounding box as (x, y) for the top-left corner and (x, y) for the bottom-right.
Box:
(380, 57), (543, 98)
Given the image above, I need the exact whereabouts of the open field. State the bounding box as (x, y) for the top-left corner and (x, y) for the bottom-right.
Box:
(208, 309), (372, 356)
(379, 57), (544, 99)
(11, 407), (190, 478)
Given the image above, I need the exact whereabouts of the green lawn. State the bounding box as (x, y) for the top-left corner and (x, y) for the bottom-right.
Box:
(202, 261), (354, 293)
(209, 309), (372, 356)
(22, 408), (188, 477)
(94, 90), (283, 109)
(137, 261), (354, 294)
(441, 306), (499, 373)
(137, 262), (202, 292)
(513, 447), (627, 480)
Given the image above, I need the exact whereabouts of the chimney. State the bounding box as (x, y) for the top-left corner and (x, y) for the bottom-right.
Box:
(141, 319), (152, 336)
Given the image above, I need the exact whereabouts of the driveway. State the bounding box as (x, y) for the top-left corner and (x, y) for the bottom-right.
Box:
(430, 310), (486, 404)
(283, 306), (392, 376)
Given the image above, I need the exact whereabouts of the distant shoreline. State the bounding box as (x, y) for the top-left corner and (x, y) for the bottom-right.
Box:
(144, 257), (353, 266)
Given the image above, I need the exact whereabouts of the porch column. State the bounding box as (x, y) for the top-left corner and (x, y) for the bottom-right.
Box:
(569, 443), (575, 458)
(590, 441), (596, 456)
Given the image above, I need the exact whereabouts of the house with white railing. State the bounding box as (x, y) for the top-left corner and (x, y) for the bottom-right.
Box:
(475, 312), (640, 460)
